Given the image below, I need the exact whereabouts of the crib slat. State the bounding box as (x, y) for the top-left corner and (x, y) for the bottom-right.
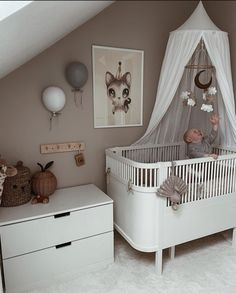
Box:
(219, 160), (223, 196)
(203, 162), (207, 199)
(150, 168), (152, 187)
(209, 160), (214, 198)
(145, 168), (147, 187)
(154, 168), (157, 187)
(190, 164), (195, 202)
(227, 160), (231, 194)
(215, 160), (220, 197)
(230, 159), (235, 193)
(194, 163), (198, 201)
(206, 162), (210, 198)
(183, 165), (187, 204)
(233, 159), (236, 192)
(222, 160), (226, 195)
(187, 165), (191, 203)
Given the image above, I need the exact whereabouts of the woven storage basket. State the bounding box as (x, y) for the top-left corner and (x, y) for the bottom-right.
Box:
(1, 161), (32, 207)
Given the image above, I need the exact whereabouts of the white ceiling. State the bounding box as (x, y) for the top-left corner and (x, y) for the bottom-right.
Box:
(0, 1), (32, 21)
(0, 1), (113, 79)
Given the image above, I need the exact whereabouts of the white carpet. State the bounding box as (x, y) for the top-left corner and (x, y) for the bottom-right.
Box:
(28, 230), (236, 293)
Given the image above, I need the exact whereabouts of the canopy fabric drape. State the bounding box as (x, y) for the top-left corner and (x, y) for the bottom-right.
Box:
(203, 32), (236, 145)
(134, 2), (236, 147)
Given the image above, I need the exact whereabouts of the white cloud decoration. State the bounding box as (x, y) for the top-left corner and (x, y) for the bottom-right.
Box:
(201, 103), (214, 112)
(208, 87), (217, 95)
(187, 98), (196, 106)
(180, 91), (190, 100)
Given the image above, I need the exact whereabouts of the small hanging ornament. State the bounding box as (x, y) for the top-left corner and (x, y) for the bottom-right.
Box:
(194, 70), (212, 89)
(180, 91), (191, 100)
(180, 91), (196, 107)
(201, 103), (214, 112)
(202, 92), (207, 100)
(74, 147), (85, 167)
(187, 98), (196, 107)
(200, 86), (217, 112)
(208, 86), (217, 95)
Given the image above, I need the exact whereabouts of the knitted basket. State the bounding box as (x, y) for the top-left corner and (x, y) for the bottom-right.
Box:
(1, 161), (32, 207)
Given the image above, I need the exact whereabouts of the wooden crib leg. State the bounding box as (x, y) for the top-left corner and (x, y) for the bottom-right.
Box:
(169, 246), (175, 259)
(155, 250), (163, 275)
(232, 228), (236, 247)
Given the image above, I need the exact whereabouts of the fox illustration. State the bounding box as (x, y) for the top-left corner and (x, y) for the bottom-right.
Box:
(105, 62), (131, 114)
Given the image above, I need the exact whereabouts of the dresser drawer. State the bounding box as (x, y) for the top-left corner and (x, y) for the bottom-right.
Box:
(3, 232), (114, 293)
(0, 204), (113, 259)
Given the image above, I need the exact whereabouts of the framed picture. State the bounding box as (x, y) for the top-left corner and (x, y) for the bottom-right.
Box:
(92, 45), (144, 128)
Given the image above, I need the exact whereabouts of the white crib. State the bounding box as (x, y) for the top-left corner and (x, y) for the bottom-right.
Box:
(106, 143), (236, 274)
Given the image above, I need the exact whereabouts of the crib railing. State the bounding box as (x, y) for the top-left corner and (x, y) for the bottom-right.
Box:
(106, 145), (236, 204)
(165, 155), (236, 206)
(106, 151), (161, 190)
(213, 146), (236, 155)
(121, 143), (184, 163)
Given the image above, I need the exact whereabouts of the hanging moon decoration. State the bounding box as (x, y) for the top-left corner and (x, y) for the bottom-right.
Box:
(65, 62), (88, 90)
(194, 70), (212, 89)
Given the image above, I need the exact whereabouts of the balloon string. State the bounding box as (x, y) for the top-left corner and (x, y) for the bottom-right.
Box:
(72, 89), (83, 108)
(49, 115), (53, 131)
(80, 89), (83, 109)
(74, 90), (79, 107)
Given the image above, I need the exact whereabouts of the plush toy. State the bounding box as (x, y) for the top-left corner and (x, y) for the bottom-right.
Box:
(0, 156), (17, 204)
(31, 195), (49, 204)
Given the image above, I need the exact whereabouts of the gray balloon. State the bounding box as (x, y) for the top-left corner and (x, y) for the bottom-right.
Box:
(65, 62), (88, 89)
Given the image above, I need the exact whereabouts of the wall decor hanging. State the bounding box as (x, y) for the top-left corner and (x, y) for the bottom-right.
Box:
(92, 45), (144, 128)
(40, 141), (86, 167)
(42, 86), (66, 130)
(65, 61), (88, 107)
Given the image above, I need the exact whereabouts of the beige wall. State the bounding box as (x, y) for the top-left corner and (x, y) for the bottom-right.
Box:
(1, 1), (232, 192)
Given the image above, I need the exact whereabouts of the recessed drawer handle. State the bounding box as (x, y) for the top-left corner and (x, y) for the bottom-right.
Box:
(55, 242), (72, 249)
(54, 212), (70, 218)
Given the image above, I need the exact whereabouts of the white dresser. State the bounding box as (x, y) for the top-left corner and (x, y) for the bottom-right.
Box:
(0, 184), (114, 293)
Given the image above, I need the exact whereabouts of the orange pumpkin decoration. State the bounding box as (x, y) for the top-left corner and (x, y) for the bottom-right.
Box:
(31, 161), (57, 197)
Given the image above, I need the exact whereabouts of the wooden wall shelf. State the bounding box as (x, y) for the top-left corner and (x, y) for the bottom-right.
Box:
(40, 142), (85, 154)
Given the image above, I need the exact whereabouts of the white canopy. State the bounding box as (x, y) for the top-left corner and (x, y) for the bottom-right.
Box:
(135, 1), (236, 147)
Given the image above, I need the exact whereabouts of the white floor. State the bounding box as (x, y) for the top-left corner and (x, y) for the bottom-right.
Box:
(28, 230), (236, 293)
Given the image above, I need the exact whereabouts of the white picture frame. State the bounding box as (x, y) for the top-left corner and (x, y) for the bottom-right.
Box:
(92, 45), (144, 128)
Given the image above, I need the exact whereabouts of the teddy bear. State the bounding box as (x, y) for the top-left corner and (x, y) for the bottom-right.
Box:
(0, 156), (17, 204)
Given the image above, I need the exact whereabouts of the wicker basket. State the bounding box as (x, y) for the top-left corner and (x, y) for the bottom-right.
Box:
(1, 161), (32, 207)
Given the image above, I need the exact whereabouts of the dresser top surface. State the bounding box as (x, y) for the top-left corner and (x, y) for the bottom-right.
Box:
(0, 184), (113, 225)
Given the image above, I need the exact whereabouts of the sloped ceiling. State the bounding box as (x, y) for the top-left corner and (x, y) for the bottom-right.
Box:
(0, 1), (113, 80)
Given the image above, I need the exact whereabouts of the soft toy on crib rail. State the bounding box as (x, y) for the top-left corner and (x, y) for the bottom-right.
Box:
(157, 163), (187, 210)
(0, 156), (17, 204)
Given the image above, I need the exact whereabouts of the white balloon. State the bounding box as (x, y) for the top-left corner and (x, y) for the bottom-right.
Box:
(42, 86), (66, 113)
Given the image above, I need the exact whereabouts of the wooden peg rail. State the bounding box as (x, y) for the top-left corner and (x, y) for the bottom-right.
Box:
(40, 142), (85, 154)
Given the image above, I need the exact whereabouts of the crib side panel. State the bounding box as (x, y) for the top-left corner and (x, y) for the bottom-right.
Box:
(107, 176), (163, 251)
(161, 193), (236, 249)
(106, 151), (166, 252)
(161, 156), (236, 248)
